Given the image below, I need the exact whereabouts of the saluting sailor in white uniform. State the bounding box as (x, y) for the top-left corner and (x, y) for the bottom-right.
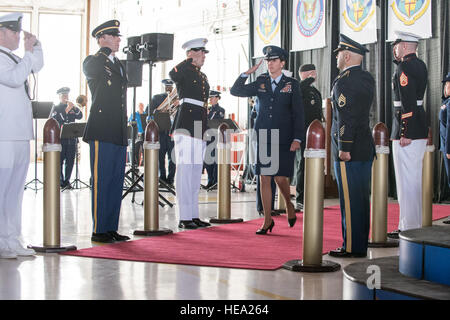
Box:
(0, 13), (44, 258)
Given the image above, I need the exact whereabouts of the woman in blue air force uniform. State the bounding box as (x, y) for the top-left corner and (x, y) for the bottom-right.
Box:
(231, 45), (305, 235)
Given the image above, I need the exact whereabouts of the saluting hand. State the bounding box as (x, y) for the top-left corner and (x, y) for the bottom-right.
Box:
(23, 31), (37, 52)
(244, 59), (264, 76)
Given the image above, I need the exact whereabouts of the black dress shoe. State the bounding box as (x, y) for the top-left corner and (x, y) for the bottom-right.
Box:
(178, 220), (198, 229)
(192, 218), (211, 227)
(91, 233), (115, 243)
(108, 231), (130, 241)
(295, 202), (304, 211)
(387, 230), (401, 239)
(443, 219), (450, 225)
(256, 219), (275, 235)
(329, 247), (366, 258)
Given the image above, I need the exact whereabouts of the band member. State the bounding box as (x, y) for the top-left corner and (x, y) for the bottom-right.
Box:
(83, 20), (129, 243)
(328, 34), (375, 258)
(169, 38), (211, 229)
(230, 45), (305, 235)
(0, 13), (43, 258)
(51, 87), (83, 189)
(204, 90), (225, 189)
(388, 31), (428, 238)
(440, 72), (450, 224)
(148, 79), (177, 185)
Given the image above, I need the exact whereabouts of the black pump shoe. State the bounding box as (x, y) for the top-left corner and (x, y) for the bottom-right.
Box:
(256, 220), (275, 235)
(287, 203), (297, 228)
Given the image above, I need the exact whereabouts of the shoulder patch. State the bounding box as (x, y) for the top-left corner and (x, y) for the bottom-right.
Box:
(400, 72), (408, 87)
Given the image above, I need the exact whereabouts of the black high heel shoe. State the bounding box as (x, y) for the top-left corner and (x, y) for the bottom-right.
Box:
(287, 203), (297, 228)
(256, 219), (275, 235)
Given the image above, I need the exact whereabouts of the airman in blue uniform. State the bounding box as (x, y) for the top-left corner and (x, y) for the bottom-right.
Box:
(50, 87), (83, 189)
(231, 45), (305, 234)
(328, 34), (375, 258)
(147, 79), (177, 185)
(204, 90), (225, 189)
(440, 73), (450, 227)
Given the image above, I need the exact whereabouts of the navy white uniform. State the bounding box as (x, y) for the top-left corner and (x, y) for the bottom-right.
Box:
(205, 91), (225, 188)
(169, 38), (210, 229)
(390, 31), (428, 233)
(440, 73), (450, 188)
(51, 87), (83, 188)
(82, 20), (129, 242)
(329, 34), (375, 257)
(0, 13), (43, 257)
(230, 71), (304, 177)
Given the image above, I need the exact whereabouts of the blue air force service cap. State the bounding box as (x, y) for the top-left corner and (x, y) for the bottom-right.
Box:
(209, 90), (221, 98)
(263, 45), (288, 61)
(392, 30), (420, 46)
(162, 79), (174, 86)
(57, 87), (70, 95)
(182, 38), (209, 53)
(92, 20), (121, 38)
(334, 34), (369, 56)
(443, 73), (450, 83)
(0, 13), (23, 32)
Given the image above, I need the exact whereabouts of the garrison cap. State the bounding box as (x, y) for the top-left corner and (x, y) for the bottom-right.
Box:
(334, 34), (369, 56)
(56, 87), (70, 95)
(0, 12), (23, 32)
(92, 20), (121, 38)
(162, 79), (174, 86)
(299, 64), (316, 72)
(209, 90), (221, 98)
(392, 30), (420, 46)
(443, 72), (450, 83)
(263, 45), (288, 61)
(182, 38), (209, 53)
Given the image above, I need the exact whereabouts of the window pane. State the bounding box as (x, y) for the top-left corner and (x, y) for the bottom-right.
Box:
(38, 13), (82, 103)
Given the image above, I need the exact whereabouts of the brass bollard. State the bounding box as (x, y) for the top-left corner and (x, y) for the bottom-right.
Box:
(422, 128), (434, 227)
(28, 119), (77, 253)
(134, 120), (172, 236)
(210, 123), (243, 224)
(283, 120), (340, 272)
(369, 123), (398, 248)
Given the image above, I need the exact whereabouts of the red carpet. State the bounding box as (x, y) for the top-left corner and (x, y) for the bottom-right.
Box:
(62, 204), (449, 270)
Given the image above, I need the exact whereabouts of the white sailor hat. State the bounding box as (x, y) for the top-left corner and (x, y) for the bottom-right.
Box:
(393, 30), (420, 46)
(182, 38), (209, 53)
(0, 12), (23, 32)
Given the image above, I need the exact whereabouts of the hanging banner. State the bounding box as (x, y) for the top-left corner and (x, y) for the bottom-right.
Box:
(253, 0), (281, 58)
(340, 0), (377, 45)
(291, 0), (326, 52)
(387, 0), (432, 41)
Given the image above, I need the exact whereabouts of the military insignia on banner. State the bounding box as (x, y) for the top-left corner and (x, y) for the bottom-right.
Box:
(342, 0), (376, 32)
(391, 0), (431, 26)
(280, 83), (292, 93)
(256, 0), (280, 44)
(338, 94), (346, 107)
(400, 72), (408, 87)
(291, 0), (326, 51)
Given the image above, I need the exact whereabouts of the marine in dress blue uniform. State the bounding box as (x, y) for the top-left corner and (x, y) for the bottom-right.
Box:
(328, 34), (375, 258)
(204, 90), (225, 189)
(231, 45), (304, 234)
(169, 38), (211, 229)
(82, 20), (129, 243)
(148, 79), (176, 185)
(388, 31), (429, 237)
(50, 87), (83, 188)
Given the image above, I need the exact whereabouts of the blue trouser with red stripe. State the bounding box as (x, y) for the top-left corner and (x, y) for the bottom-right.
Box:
(89, 141), (126, 234)
(334, 160), (373, 254)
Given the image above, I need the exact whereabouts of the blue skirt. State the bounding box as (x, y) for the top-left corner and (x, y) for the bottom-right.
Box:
(255, 143), (295, 177)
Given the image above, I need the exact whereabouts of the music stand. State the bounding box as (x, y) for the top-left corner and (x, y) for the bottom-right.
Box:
(60, 122), (90, 190)
(203, 119), (241, 192)
(25, 102), (54, 193)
